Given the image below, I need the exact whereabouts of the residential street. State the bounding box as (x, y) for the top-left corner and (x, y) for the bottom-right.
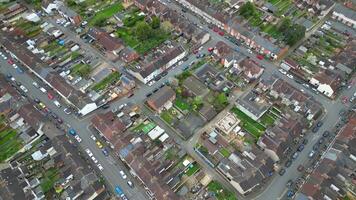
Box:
(1, 4), (355, 200)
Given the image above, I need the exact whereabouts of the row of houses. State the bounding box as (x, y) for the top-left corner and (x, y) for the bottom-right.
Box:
(297, 115), (356, 200)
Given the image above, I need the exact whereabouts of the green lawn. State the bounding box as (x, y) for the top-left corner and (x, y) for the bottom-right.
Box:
(92, 71), (121, 91)
(260, 113), (276, 127)
(185, 163), (200, 176)
(219, 148), (231, 158)
(89, 2), (124, 26)
(208, 181), (237, 200)
(0, 129), (22, 162)
(160, 110), (174, 124)
(231, 107), (266, 138)
(41, 168), (59, 193)
(70, 63), (91, 77)
(174, 98), (190, 111)
(117, 25), (170, 54)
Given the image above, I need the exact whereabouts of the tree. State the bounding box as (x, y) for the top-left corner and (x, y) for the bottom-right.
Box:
(285, 24), (305, 46)
(151, 16), (161, 29)
(279, 18), (291, 32)
(216, 93), (228, 106)
(239, 2), (257, 19)
(134, 21), (152, 40)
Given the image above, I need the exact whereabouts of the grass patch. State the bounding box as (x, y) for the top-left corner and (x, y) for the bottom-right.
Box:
(41, 168), (59, 193)
(174, 98), (190, 111)
(70, 63), (92, 77)
(260, 113), (276, 127)
(0, 129), (22, 162)
(160, 110), (174, 124)
(207, 181), (237, 200)
(89, 2), (124, 26)
(92, 71), (121, 91)
(231, 107), (266, 138)
(185, 163), (200, 176)
(219, 148), (231, 158)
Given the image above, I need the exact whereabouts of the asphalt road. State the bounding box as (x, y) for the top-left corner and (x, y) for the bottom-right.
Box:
(0, 55), (147, 200)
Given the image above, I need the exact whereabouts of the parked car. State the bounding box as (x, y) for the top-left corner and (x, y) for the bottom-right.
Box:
(322, 131), (330, 137)
(302, 138), (308, 145)
(90, 135), (97, 141)
(308, 150), (315, 158)
(279, 69), (287, 75)
(127, 181), (134, 188)
(318, 137), (325, 144)
(54, 100), (61, 108)
(312, 126), (319, 133)
(292, 152), (299, 160)
(91, 156), (98, 163)
(20, 85), (28, 93)
(297, 144), (305, 152)
(278, 168), (286, 176)
(285, 160), (292, 168)
(286, 180), (293, 188)
(68, 128), (76, 136)
(316, 121), (323, 127)
(97, 164), (104, 171)
(115, 186), (125, 197)
(85, 148), (93, 157)
(32, 82), (39, 88)
(74, 135), (82, 143)
(47, 92), (54, 100)
(102, 148), (109, 156)
(64, 107), (72, 115)
(96, 141), (103, 149)
(286, 74), (294, 79)
(297, 165), (304, 172)
(119, 170), (127, 179)
(34, 98), (40, 103)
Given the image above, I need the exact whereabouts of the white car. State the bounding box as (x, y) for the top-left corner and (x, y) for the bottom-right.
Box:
(91, 156), (98, 163)
(302, 83), (310, 88)
(97, 164), (104, 171)
(147, 80), (155, 86)
(178, 60), (183, 65)
(119, 170), (127, 179)
(20, 85), (28, 93)
(12, 64), (18, 69)
(54, 100), (61, 108)
(247, 49), (253, 54)
(64, 107), (71, 115)
(278, 69), (287, 75)
(85, 148), (93, 157)
(90, 135), (97, 141)
(74, 135), (82, 143)
(32, 82), (39, 88)
(286, 74), (294, 79)
(10, 77), (16, 82)
(39, 87), (47, 93)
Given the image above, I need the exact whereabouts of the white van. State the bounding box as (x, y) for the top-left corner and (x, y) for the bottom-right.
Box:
(53, 100), (61, 108)
(40, 87), (47, 93)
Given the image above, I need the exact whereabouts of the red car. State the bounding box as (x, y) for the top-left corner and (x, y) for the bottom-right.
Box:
(193, 49), (199, 54)
(47, 92), (54, 100)
(256, 55), (264, 60)
(218, 31), (224, 36)
(342, 96), (348, 104)
(213, 27), (219, 32)
(7, 59), (14, 65)
(208, 47), (214, 52)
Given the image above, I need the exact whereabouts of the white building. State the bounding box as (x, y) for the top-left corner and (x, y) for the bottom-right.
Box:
(331, 4), (356, 29)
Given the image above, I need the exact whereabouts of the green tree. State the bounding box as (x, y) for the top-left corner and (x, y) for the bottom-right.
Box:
(216, 93), (228, 106)
(151, 16), (161, 29)
(279, 18), (291, 32)
(134, 21), (152, 40)
(239, 2), (257, 18)
(285, 24), (305, 46)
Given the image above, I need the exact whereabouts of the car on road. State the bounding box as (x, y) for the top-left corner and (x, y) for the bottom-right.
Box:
(40, 87), (47, 93)
(308, 150), (316, 158)
(96, 141), (103, 149)
(278, 168), (286, 176)
(102, 148), (109, 156)
(278, 69), (287, 75)
(91, 156), (98, 163)
(286, 74), (294, 79)
(115, 186), (125, 197)
(318, 137), (325, 144)
(297, 144), (305, 152)
(292, 152), (299, 160)
(97, 164), (104, 171)
(64, 107), (72, 115)
(74, 135), (82, 143)
(302, 138), (308, 145)
(322, 131), (330, 137)
(90, 135), (97, 141)
(284, 160), (292, 168)
(32, 82), (39, 88)
(68, 128), (76, 136)
(297, 165), (304, 172)
(48, 93), (56, 101)
(119, 170), (127, 179)
(256, 54), (264, 60)
(57, 118), (63, 124)
(39, 102), (46, 109)
(127, 181), (134, 188)
(85, 149), (93, 157)
(19, 85), (28, 93)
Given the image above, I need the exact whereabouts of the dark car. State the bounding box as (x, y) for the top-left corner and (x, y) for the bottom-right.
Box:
(154, 75), (162, 81)
(34, 98), (40, 103)
(127, 92), (134, 98)
(101, 104), (110, 109)
(161, 71), (168, 77)
(146, 93), (152, 97)
(279, 168), (286, 176)
(322, 131), (330, 137)
(153, 88), (158, 93)
(286, 180), (293, 188)
(297, 144), (305, 152)
(312, 126), (319, 133)
(316, 121), (323, 127)
(51, 113), (58, 119)
(182, 57), (188, 61)
(313, 143), (319, 151)
(102, 148), (109, 156)
(285, 160), (292, 168)
(302, 138), (308, 145)
(57, 118), (63, 124)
